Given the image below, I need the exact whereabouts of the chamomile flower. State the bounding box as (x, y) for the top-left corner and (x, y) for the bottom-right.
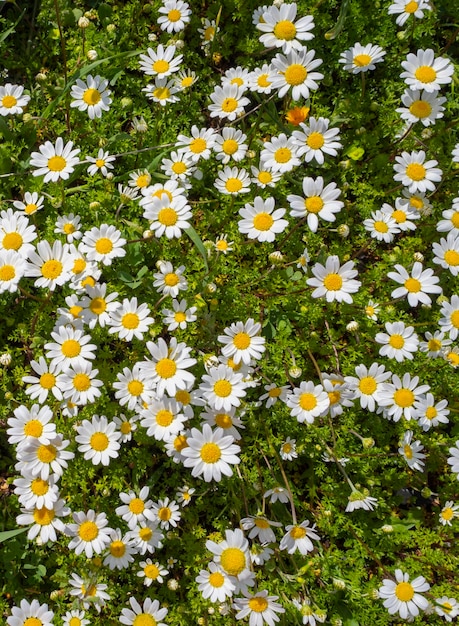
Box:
(113, 365), (155, 411)
(127, 521), (164, 555)
(339, 43), (386, 74)
(161, 149), (195, 181)
(364, 210), (400, 242)
(200, 406), (245, 441)
(107, 297), (154, 341)
(80, 224), (126, 266)
(437, 203), (459, 234)
(379, 569), (430, 619)
(248, 64), (277, 94)
(388, 0), (432, 26)
(206, 528), (251, 580)
(393, 150), (442, 193)
(114, 414), (138, 443)
(375, 321), (419, 362)
(0, 210), (37, 258)
(0, 250), (26, 293)
(153, 260), (188, 297)
(78, 283), (119, 329)
(272, 47), (323, 101)
(397, 89), (446, 126)
(44, 326), (96, 370)
(62, 609), (90, 626)
(432, 232), (459, 276)
(30, 137), (80, 183)
(199, 364), (247, 412)
(140, 179), (187, 211)
(13, 473), (60, 510)
(400, 49), (454, 93)
(365, 300), (380, 321)
(139, 44), (183, 78)
(17, 434), (74, 480)
(379, 372), (429, 421)
(345, 489), (378, 512)
(322, 374), (354, 417)
(68, 572), (110, 612)
(151, 497), (181, 530)
(138, 559), (169, 586)
(240, 515), (282, 544)
(140, 397), (187, 441)
(162, 298), (197, 331)
(13, 191), (44, 216)
(222, 66), (251, 92)
(288, 176), (343, 232)
(6, 599), (54, 626)
(198, 18), (219, 47)
(176, 125), (216, 162)
(65, 509), (112, 558)
(382, 199), (420, 231)
(140, 336), (196, 397)
(401, 189), (432, 216)
(398, 430), (426, 470)
(307, 255), (361, 304)
(286, 381), (330, 424)
(387, 261), (441, 306)
(0, 83), (30, 115)
(208, 84), (250, 122)
(16, 497), (70, 543)
(157, 0), (191, 33)
(214, 127), (248, 164)
(54, 213), (82, 243)
(420, 331), (451, 358)
(415, 393), (449, 431)
(292, 598), (325, 625)
(175, 68), (197, 90)
(176, 485), (195, 506)
(439, 502), (459, 527)
(263, 486), (290, 504)
(116, 487), (155, 530)
(238, 196), (288, 243)
(196, 563), (236, 602)
(259, 383), (289, 407)
(292, 118), (342, 164)
(280, 520), (320, 555)
(439, 295), (459, 339)
(182, 424), (241, 482)
(86, 148), (116, 177)
(145, 193), (193, 239)
(257, 3), (314, 53)
(436, 596), (459, 621)
(344, 362), (392, 412)
(129, 169), (151, 190)
(103, 528), (136, 570)
(251, 163), (281, 189)
(218, 319), (265, 365)
(214, 166), (251, 195)
(214, 234), (234, 254)
(25, 240), (73, 290)
(296, 247), (310, 273)
(70, 75), (112, 119)
(58, 362), (103, 406)
(143, 77), (181, 105)
(260, 134), (300, 174)
(233, 590), (285, 626)
(75, 415), (121, 466)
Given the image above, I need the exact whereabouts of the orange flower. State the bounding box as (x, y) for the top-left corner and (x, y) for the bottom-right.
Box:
(285, 106), (310, 126)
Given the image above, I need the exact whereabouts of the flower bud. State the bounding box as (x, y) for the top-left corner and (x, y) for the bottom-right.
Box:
(337, 224), (350, 238)
(346, 320), (359, 332)
(120, 97), (132, 109)
(289, 365), (302, 379)
(89, 201), (100, 210)
(167, 579), (179, 590)
(362, 437), (375, 449)
(269, 250), (284, 264)
(22, 113), (33, 123)
(206, 282), (217, 294)
(36, 72), (47, 82)
(78, 16), (90, 28)
(0, 353), (11, 366)
(87, 49), (97, 60)
(106, 23), (116, 33)
(413, 252), (424, 262)
(381, 524), (393, 533)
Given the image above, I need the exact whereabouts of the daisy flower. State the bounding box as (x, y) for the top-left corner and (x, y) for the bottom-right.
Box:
(176, 125), (216, 162)
(248, 64), (277, 95)
(138, 559), (169, 586)
(214, 127), (248, 164)
(140, 336), (196, 397)
(240, 515), (282, 544)
(65, 509), (112, 558)
(345, 489), (378, 512)
(439, 501), (459, 527)
(375, 321), (419, 362)
(208, 84), (250, 121)
(307, 255), (361, 304)
(238, 196), (288, 243)
(103, 528), (136, 570)
(222, 66), (251, 91)
(214, 166), (251, 195)
(415, 393), (449, 430)
(365, 300), (380, 321)
(161, 150), (196, 182)
(214, 234), (234, 255)
(292, 598), (325, 625)
(363, 210), (400, 243)
(393, 149), (442, 193)
(181, 424), (241, 482)
(432, 232), (459, 276)
(68, 572), (110, 612)
(151, 497), (181, 530)
(280, 520), (320, 555)
(80, 223), (126, 266)
(379, 372), (429, 421)
(271, 48), (324, 100)
(263, 486), (290, 504)
(127, 521), (164, 555)
(16, 497), (70, 543)
(259, 383), (289, 407)
(439, 295), (459, 339)
(339, 43), (386, 73)
(0, 83), (30, 115)
(13, 473), (60, 511)
(13, 191), (45, 216)
(0, 250), (26, 293)
(199, 364), (247, 412)
(54, 213), (82, 243)
(387, 261), (441, 306)
(129, 169), (151, 190)
(153, 260), (188, 297)
(388, 0), (432, 26)
(436, 597), (459, 621)
(17, 434), (74, 480)
(196, 563), (236, 602)
(381, 199), (420, 231)
(140, 179), (187, 210)
(256, 3), (314, 53)
(75, 415), (121, 466)
(287, 176), (343, 232)
(251, 163), (281, 188)
(86, 148), (116, 177)
(114, 413), (138, 443)
(107, 297), (154, 341)
(157, 0), (191, 33)
(78, 282), (119, 328)
(175, 68), (197, 90)
(143, 77), (181, 105)
(115, 486), (155, 530)
(162, 298), (197, 331)
(6, 599), (54, 626)
(322, 374), (354, 418)
(113, 364), (155, 410)
(286, 381), (329, 424)
(176, 485), (195, 506)
(398, 430), (426, 471)
(259, 134), (301, 174)
(139, 44), (183, 78)
(140, 397), (187, 441)
(419, 331), (451, 358)
(201, 406), (245, 441)
(378, 570), (430, 619)
(70, 74), (112, 119)
(30, 137), (80, 182)
(206, 528), (251, 580)
(292, 117), (342, 164)
(233, 590), (285, 626)
(62, 609), (90, 626)
(437, 203), (459, 234)
(0, 210), (37, 258)
(145, 193), (193, 239)
(25, 240), (73, 290)
(198, 18), (219, 48)
(400, 49), (454, 93)
(44, 326), (96, 370)
(397, 89), (446, 126)
(58, 362), (103, 406)
(344, 362), (392, 412)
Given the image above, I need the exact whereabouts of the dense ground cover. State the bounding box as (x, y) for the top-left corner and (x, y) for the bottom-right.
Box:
(0, 0), (458, 624)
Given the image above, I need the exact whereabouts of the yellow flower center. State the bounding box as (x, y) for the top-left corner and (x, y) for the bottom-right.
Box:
(221, 97), (238, 113)
(323, 273), (343, 291)
(121, 312), (140, 329)
(305, 196), (324, 213)
(47, 155), (67, 172)
(290, 526), (306, 539)
(121, 421), (132, 434)
(145, 563), (160, 579)
(328, 390), (341, 405)
(204, 26), (215, 41)
(269, 387), (281, 398)
(168, 8), (181, 21)
(200, 442), (222, 463)
(129, 498), (145, 514)
(451, 310), (459, 328)
(175, 389), (190, 404)
(230, 77), (244, 87)
(24, 618), (43, 626)
(174, 311), (187, 323)
(389, 334), (405, 349)
(83, 88), (101, 105)
(359, 377), (377, 394)
(449, 212), (459, 228)
(156, 409), (174, 427)
(404, 277), (421, 293)
(222, 139), (239, 155)
(33, 506), (55, 526)
(307, 132), (325, 150)
(155, 358), (177, 379)
(444, 250), (459, 266)
(447, 351), (459, 366)
(37, 444), (57, 463)
(73, 373), (91, 391)
(404, 444), (413, 459)
(95, 237), (113, 254)
(257, 74), (271, 88)
(154, 189), (173, 201)
(25, 203), (38, 215)
(258, 171), (272, 184)
(248, 597), (269, 613)
(213, 379), (232, 397)
(405, 0), (419, 12)
(409, 100), (432, 118)
(282, 443), (292, 453)
(220, 547), (246, 576)
(274, 147), (292, 163)
(69, 617), (82, 626)
(190, 138), (206, 154)
(31, 478), (49, 495)
(133, 614), (157, 626)
(441, 508), (454, 521)
(90, 297), (106, 315)
(128, 380), (144, 396)
(414, 65), (437, 83)
(63, 223), (76, 234)
(427, 339), (441, 352)
(225, 178), (243, 193)
(3, 232), (23, 250)
(158, 506), (171, 521)
(392, 209), (406, 223)
(23, 419), (43, 438)
(253, 212), (274, 231)
(209, 571), (225, 587)
(299, 392), (317, 411)
(0, 265), (15, 281)
(215, 413), (233, 429)
(174, 434), (188, 452)
(158, 207), (178, 226)
(110, 540), (126, 557)
(73, 258), (86, 273)
(181, 76), (194, 88)
(136, 174), (150, 188)
(354, 54), (372, 67)
(153, 87), (170, 101)
(61, 339), (81, 358)
(78, 520), (99, 541)
(2, 94), (17, 108)
(234, 331), (253, 351)
(406, 162), (426, 181)
(273, 20), (297, 40)
(394, 388), (415, 407)
(153, 59), (170, 74)
(395, 581), (414, 602)
(425, 406), (437, 419)
(284, 64), (307, 85)
(90, 432), (109, 451)
(95, 158), (106, 168)
(254, 518), (270, 529)
(41, 259), (63, 280)
(366, 305), (375, 316)
(374, 220), (388, 233)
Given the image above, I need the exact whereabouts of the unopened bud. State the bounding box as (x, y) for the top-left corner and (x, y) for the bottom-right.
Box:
(362, 437), (375, 449)
(289, 365), (302, 379)
(413, 252), (424, 262)
(269, 250), (284, 264)
(346, 320), (359, 332)
(337, 224), (350, 238)
(78, 16), (90, 28)
(87, 49), (97, 61)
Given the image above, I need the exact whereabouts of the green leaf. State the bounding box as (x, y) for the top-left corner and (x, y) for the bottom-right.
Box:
(0, 527), (28, 543)
(184, 226), (209, 271)
(0, 9), (26, 45)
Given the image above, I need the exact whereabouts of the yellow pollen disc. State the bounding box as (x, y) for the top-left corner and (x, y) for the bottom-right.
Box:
(209, 571), (224, 587)
(359, 377), (377, 394)
(233, 332), (251, 352)
(127, 380), (144, 396)
(451, 311), (459, 328)
(41, 259), (63, 280)
(323, 273), (343, 291)
(427, 339), (441, 352)
(31, 478), (49, 496)
(121, 422), (132, 434)
(282, 443), (292, 453)
(73, 258), (86, 273)
(444, 250), (459, 266)
(155, 358), (177, 379)
(450, 212), (459, 228)
(274, 147), (292, 163)
(37, 444), (57, 463)
(95, 158), (105, 168)
(425, 406), (437, 419)
(404, 277), (421, 293)
(2, 94), (17, 108)
(181, 76), (194, 87)
(225, 178), (243, 193)
(168, 8), (181, 21)
(307, 132), (325, 150)
(24, 419), (43, 438)
(121, 312), (140, 330)
(174, 311), (186, 323)
(95, 237), (113, 254)
(248, 597), (269, 613)
(158, 506), (171, 521)
(220, 547), (246, 576)
(158, 207), (178, 226)
(78, 520), (99, 541)
(83, 88), (101, 105)
(447, 351), (459, 366)
(328, 390), (341, 405)
(0, 265), (15, 281)
(409, 100), (432, 118)
(90, 432), (109, 451)
(85, 584), (97, 597)
(174, 434), (188, 452)
(129, 498), (145, 514)
(354, 54), (372, 67)
(392, 210), (406, 223)
(90, 297), (106, 315)
(254, 518), (270, 528)
(374, 220), (388, 233)
(404, 444), (413, 459)
(299, 392), (317, 411)
(273, 19), (297, 40)
(136, 174), (150, 188)
(258, 171), (272, 184)
(154, 189), (173, 201)
(257, 74), (271, 88)
(25, 204), (38, 215)
(290, 526), (306, 539)
(221, 97), (238, 113)
(40, 372), (56, 389)
(47, 155), (66, 172)
(200, 442), (222, 463)
(63, 223), (76, 234)
(73, 373), (91, 391)
(415, 65), (437, 83)
(395, 581), (414, 602)
(3, 232), (23, 250)
(215, 413), (233, 428)
(61, 339), (81, 358)
(230, 77), (244, 87)
(389, 334), (405, 349)
(204, 26), (215, 40)
(69, 617), (82, 626)
(24, 618), (42, 626)
(153, 59), (170, 74)
(441, 508), (453, 521)
(366, 306), (375, 316)
(110, 540), (126, 557)
(406, 162), (426, 181)
(133, 616), (157, 626)
(156, 410), (174, 427)
(405, 0), (418, 11)
(175, 389), (190, 404)
(145, 563), (160, 579)
(253, 212), (274, 231)
(222, 139), (239, 155)
(269, 387), (281, 398)
(153, 86), (170, 101)
(165, 272), (179, 286)
(190, 138), (206, 153)
(305, 196), (324, 213)
(213, 379), (232, 397)
(394, 388), (414, 407)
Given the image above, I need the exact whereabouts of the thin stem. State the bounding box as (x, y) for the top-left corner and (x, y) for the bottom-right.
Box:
(53, 0), (70, 133)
